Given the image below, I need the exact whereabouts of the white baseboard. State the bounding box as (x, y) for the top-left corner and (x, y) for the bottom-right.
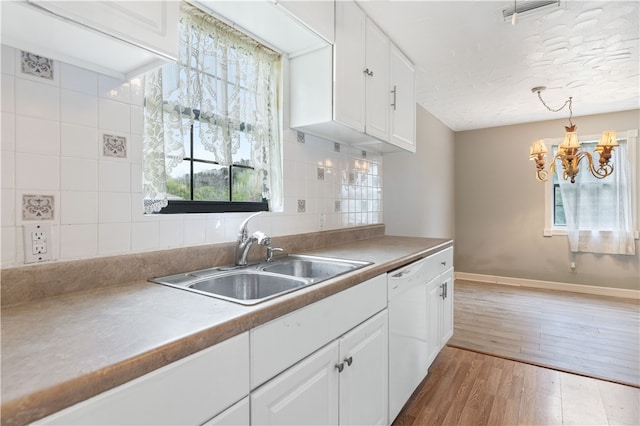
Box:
(455, 272), (640, 300)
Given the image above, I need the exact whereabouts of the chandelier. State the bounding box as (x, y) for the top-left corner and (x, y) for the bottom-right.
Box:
(528, 86), (618, 183)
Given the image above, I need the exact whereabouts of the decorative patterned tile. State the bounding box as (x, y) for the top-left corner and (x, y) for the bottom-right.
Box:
(317, 167), (325, 180)
(297, 131), (305, 143)
(21, 51), (54, 80)
(335, 200), (341, 212)
(22, 194), (54, 220)
(103, 134), (127, 158)
(297, 199), (306, 213)
(334, 142), (341, 152)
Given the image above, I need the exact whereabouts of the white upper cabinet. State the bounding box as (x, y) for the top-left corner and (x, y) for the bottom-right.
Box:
(193, 0), (330, 58)
(363, 17), (390, 142)
(276, 0), (335, 44)
(1, 0), (179, 80)
(290, 0), (415, 153)
(390, 43), (417, 152)
(333, 0), (367, 134)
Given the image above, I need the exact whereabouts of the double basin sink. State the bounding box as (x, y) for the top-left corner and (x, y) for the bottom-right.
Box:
(150, 254), (371, 305)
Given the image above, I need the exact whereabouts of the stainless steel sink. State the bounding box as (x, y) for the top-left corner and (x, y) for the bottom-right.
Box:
(188, 271), (308, 305)
(260, 255), (370, 282)
(150, 254), (371, 305)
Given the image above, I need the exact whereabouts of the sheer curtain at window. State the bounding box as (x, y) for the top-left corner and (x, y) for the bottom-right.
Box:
(557, 141), (635, 255)
(143, 2), (282, 213)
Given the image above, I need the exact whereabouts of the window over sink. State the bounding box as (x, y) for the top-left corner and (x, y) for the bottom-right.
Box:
(143, 2), (283, 214)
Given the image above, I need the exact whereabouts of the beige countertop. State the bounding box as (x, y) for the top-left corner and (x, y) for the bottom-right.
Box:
(1, 235), (452, 426)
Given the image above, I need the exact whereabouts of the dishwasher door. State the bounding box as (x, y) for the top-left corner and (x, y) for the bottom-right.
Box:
(387, 257), (430, 422)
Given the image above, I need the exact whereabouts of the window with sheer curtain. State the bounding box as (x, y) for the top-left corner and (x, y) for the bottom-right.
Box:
(550, 131), (637, 255)
(143, 2), (283, 214)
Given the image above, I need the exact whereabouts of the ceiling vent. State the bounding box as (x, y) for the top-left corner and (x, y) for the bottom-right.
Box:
(502, 1), (562, 22)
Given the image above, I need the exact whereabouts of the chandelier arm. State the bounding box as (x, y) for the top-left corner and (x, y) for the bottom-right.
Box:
(581, 151), (615, 179)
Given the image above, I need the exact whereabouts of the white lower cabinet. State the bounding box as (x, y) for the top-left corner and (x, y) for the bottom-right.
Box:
(203, 397), (250, 425)
(35, 332), (250, 425)
(426, 268), (455, 367)
(252, 310), (388, 426)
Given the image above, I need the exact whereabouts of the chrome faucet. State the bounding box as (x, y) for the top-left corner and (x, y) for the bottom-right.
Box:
(235, 212), (271, 266)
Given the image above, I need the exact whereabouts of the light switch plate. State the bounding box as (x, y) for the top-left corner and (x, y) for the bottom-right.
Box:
(23, 223), (53, 263)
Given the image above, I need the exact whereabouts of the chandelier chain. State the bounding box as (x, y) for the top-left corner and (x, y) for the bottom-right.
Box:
(536, 91), (574, 126)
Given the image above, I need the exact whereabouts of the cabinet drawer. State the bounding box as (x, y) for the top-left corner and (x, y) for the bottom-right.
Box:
(251, 274), (387, 389)
(420, 247), (453, 282)
(36, 332), (250, 425)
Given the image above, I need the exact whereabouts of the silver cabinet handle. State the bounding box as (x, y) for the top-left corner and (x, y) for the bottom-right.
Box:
(363, 68), (373, 77)
(444, 282), (448, 299)
(344, 356), (353, 366)
(440, 284), (445, 300)
(391, 85), (397, 110)
(441, 261), (447, 266)
(335, 362), (345, 373)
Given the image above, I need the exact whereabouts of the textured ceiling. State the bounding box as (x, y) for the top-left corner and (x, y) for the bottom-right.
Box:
(357, 0), (640, 131)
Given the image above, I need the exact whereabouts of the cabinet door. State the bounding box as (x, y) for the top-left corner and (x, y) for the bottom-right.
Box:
(426, 278), (443, 367)
(277, 0), (335, 44)
(364, 17), (390, 141)
(203, 397), (249, 426)
(334, 0), (366, 132)
(29, 1), (178, 60)
(339, 310), (388, 426)
(36, 333), (250, 425)
(440, 269), (455, 348)
(251, 342), (340, 425)
(390, 43), (416, 152)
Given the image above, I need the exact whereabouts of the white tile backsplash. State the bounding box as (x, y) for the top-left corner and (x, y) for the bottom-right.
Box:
(60, 63), (97, 96)
(1, 150), (15, 189)
(15, 152), (59, 190)
(99, 161), (131, 192)
(15, 78), (59, 121)
(1, 75), (15, 113)
(61, 89), (98, 127)
(1, 45), (383, 267)
(98, 223), (131, 255)
(2, 112), (15, 151)
(61, 124), (98, 159)
(60, 191), (98, 224)
(99, 192), (131, 223)
(99, 98), (130, 133)
(60, 224), (98, 259)
(61, 157), (98, 191)
(15, 115), (60, 155)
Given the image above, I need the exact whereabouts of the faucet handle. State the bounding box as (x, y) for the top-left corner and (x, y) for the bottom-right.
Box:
(266, 247), (284, 262)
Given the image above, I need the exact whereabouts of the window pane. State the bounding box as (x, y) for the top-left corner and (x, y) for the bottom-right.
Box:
(232, 166), (262, 202)
(193, 162), (229, 201)
(166, 161), (191, 200)
(553, 185), (566, 225)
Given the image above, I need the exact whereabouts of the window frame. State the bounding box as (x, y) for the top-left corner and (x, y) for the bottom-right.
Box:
(543, 129), (639, 239)
(153, 7), (282, 215)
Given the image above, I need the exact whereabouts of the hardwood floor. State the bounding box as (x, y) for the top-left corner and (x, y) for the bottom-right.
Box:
(449, 280), (640, 387)
(392, 280), (640, 425)
(392, 346), (640, 426)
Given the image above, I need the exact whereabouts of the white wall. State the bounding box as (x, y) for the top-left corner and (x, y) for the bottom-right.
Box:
(383, 105), (454, 238)
(455, 110), (640, 290)
(0, 45), (383, 268)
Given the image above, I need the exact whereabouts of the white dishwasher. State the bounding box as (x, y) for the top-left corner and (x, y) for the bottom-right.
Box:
(387, 256), (431, 422)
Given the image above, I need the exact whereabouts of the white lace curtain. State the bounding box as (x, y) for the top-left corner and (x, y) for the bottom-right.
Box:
(557, 139), (635, 255)
(143, 2), (282, 213)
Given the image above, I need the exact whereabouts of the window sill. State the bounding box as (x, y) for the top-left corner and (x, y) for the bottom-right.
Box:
(544, 228), (640, 239)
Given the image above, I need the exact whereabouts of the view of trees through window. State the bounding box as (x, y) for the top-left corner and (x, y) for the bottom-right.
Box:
(166, 120), (264, 204)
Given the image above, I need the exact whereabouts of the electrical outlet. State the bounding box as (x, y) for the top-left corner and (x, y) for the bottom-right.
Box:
(23, 223), (53, 263)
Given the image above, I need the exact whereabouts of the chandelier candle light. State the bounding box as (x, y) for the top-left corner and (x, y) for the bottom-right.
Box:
(528, 86), (619, 183)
